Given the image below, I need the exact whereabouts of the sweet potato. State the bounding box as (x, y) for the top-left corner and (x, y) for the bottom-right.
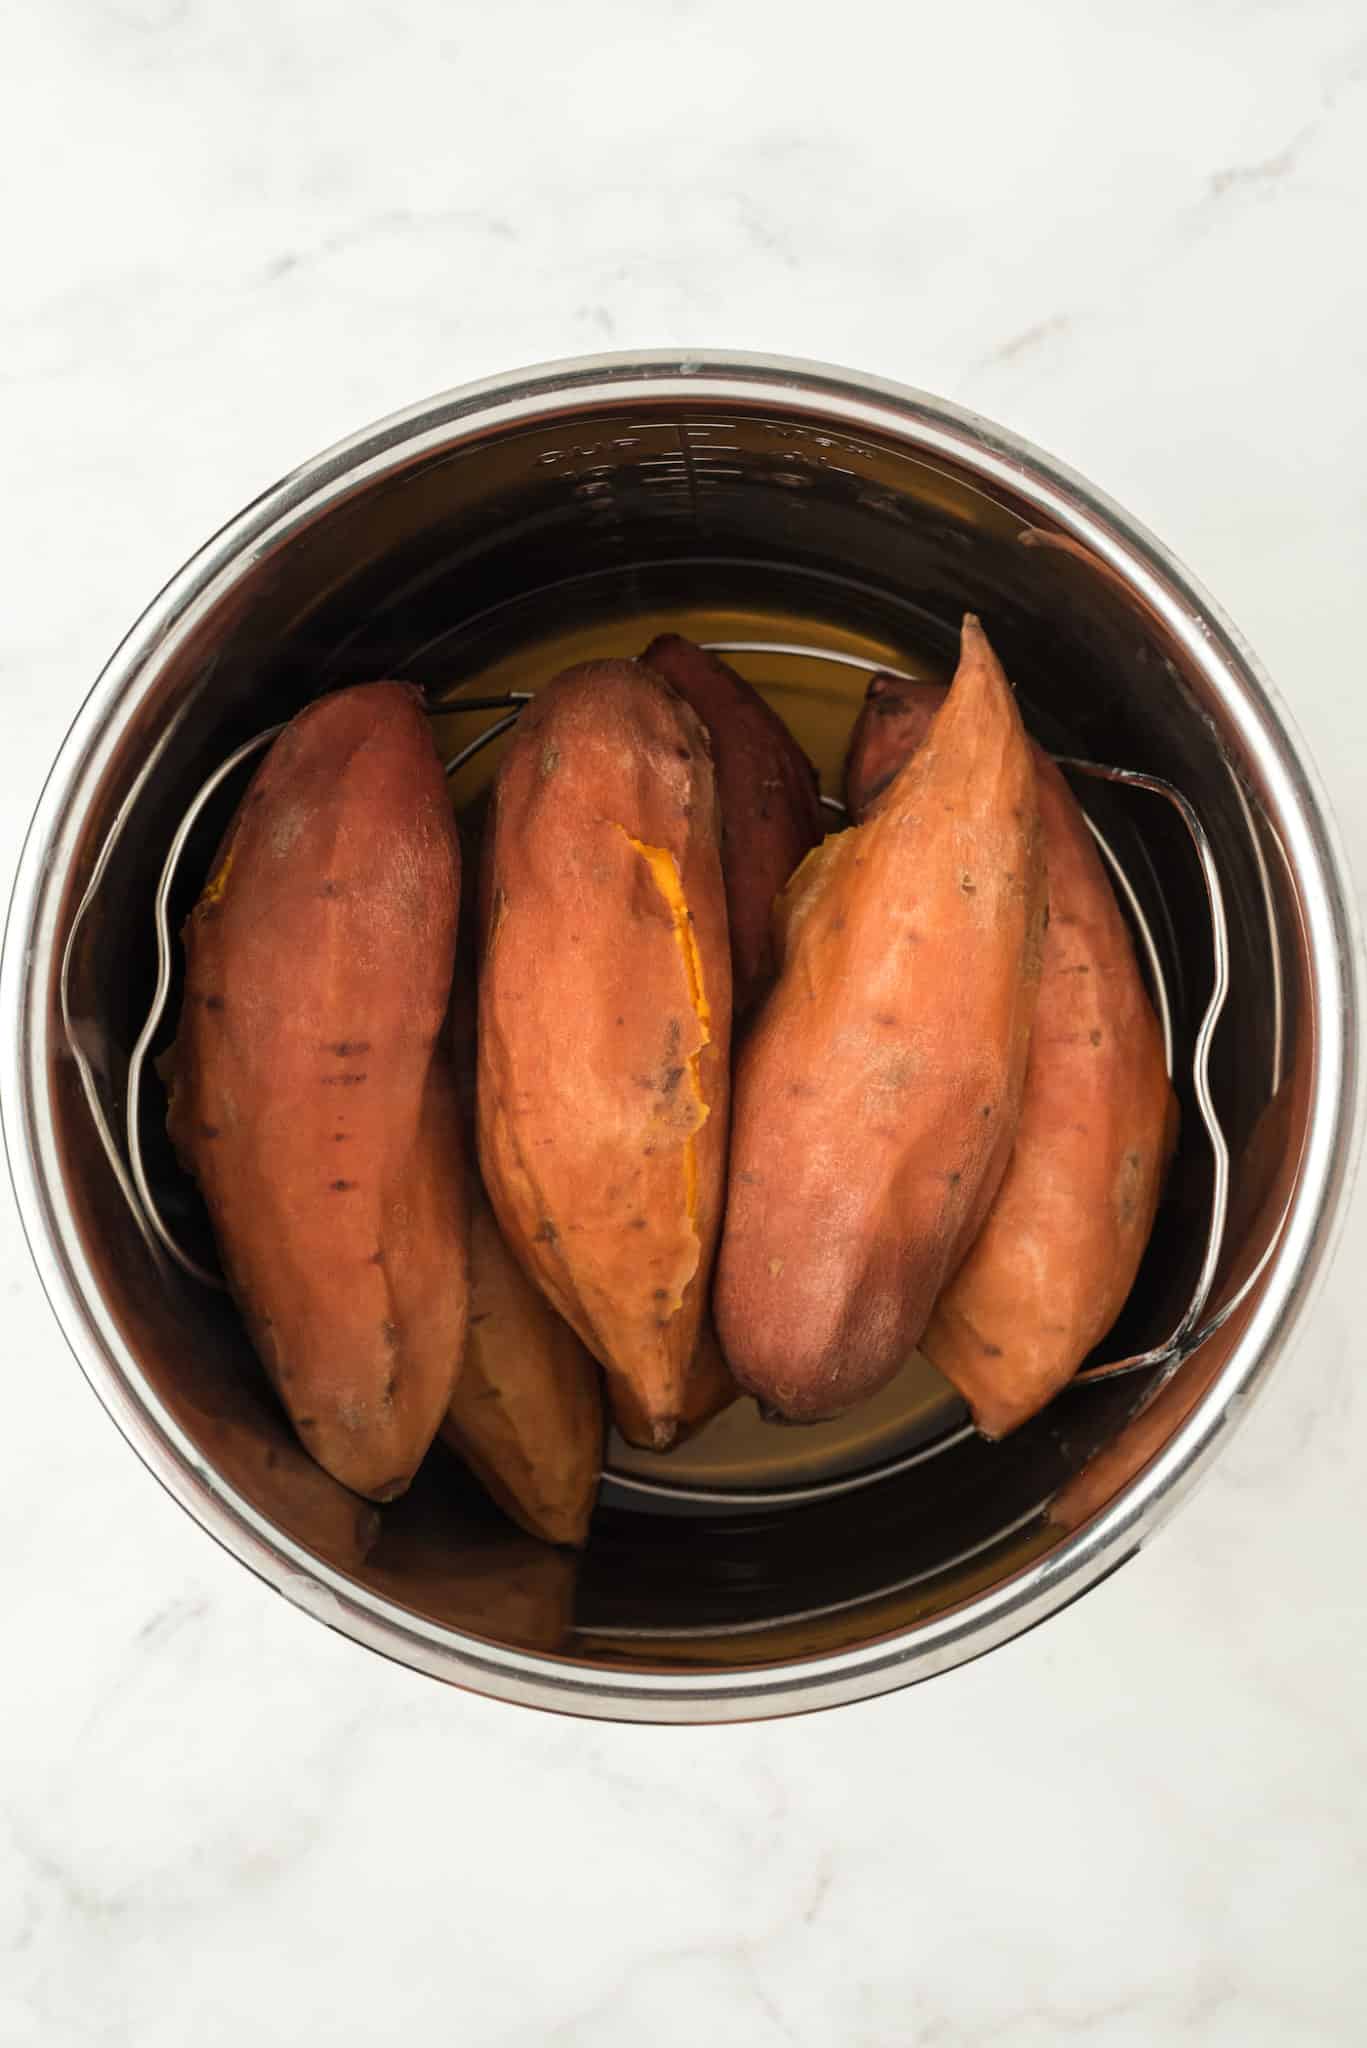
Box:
(680, 1319), (742, 1437)
(478, 659), (732, 1449)
(714, 616), (1045, 1422)
(641, 635), (823, 1017)
(167, 683), (469, 1502)
(442, 1179), (603, 1546)
(846, 670), (1176, 1437)
(1047, 1055), (1303, 1530)
(442, 813), (605, 1541)
(610, 1314), (739, 1447)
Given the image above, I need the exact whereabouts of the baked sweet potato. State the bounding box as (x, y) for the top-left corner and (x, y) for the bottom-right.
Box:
(441, 810), (605, 1542)
(167, 682), (469, 1502)
(680, 1319), (742, 1437)
(442, 1179), (603, 1546)
(609, 1313), (739, 1447)
(477, 659), (732, 1449)
(1047, 1053), (1302, 1531)
(714, 616), (1045, 1422)
(641, 634), (823, 1017)
(846, 669), (1176, 1437)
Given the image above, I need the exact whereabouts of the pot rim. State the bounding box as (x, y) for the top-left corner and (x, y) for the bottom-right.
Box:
(3, 349), (1361, 1720)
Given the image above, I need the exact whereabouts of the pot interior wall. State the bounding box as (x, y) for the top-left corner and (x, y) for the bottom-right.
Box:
(53, 393), (1309, 1670)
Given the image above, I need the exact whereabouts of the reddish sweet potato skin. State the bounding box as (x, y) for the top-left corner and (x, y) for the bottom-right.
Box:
(167, 683), (469, 1502)
(846, 671), (1177, 1437)
(477, 660), (733, 1450)
(642, 635), (823, 1018)
(442, 1185), (604, 1545)
(842, 669), (932, 816)
(1046, 1051), (1302, 1531)
(714, 617), (1045, 1422)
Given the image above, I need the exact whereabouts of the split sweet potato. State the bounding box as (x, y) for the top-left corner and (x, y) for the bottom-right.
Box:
(714, 616), (1046, 1422)
(442, 1169), (604, 1547)
(167, 682), (469, 1502)
(641, 634), (823, 1017)
(477, 659), (732, 1450)
(845, 669), (1176, 1437)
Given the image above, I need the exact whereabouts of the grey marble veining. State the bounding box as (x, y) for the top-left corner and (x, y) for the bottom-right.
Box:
(2, 2), (1366, 2042)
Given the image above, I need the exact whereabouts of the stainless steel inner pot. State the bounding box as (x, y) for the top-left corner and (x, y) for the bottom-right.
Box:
(3, 352), (1359, 1721)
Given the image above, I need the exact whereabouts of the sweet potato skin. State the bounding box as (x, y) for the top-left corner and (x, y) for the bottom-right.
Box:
(846, 672), (1176, 1437)
(641, 635), (823, 1017)
(442, 1179), (604, 1546)
(679, 1319), (741, 1437)
(167, 682), (469, 1502)
(1046, 1050), (1303, 1531)
(442, 813), (605, 1541)
(842, 668), (933, 816)
(477, 660), (733, 1450)
(714, 617), (1045, 1421)
(609, 1314), (739, 1447)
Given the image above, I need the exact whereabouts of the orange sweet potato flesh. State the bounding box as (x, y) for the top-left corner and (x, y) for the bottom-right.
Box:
(641, 635), (823, 1018)
(845, 669), (1177, 1438)
(477, 659), (732, 1450)
(714, 617), (1045, 1421)
(442, 1172), (604, 1546)
(167, 683), (470, 1502)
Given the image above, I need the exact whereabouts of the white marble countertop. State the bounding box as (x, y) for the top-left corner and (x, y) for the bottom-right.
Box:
(3, 4), (1366, 2042)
